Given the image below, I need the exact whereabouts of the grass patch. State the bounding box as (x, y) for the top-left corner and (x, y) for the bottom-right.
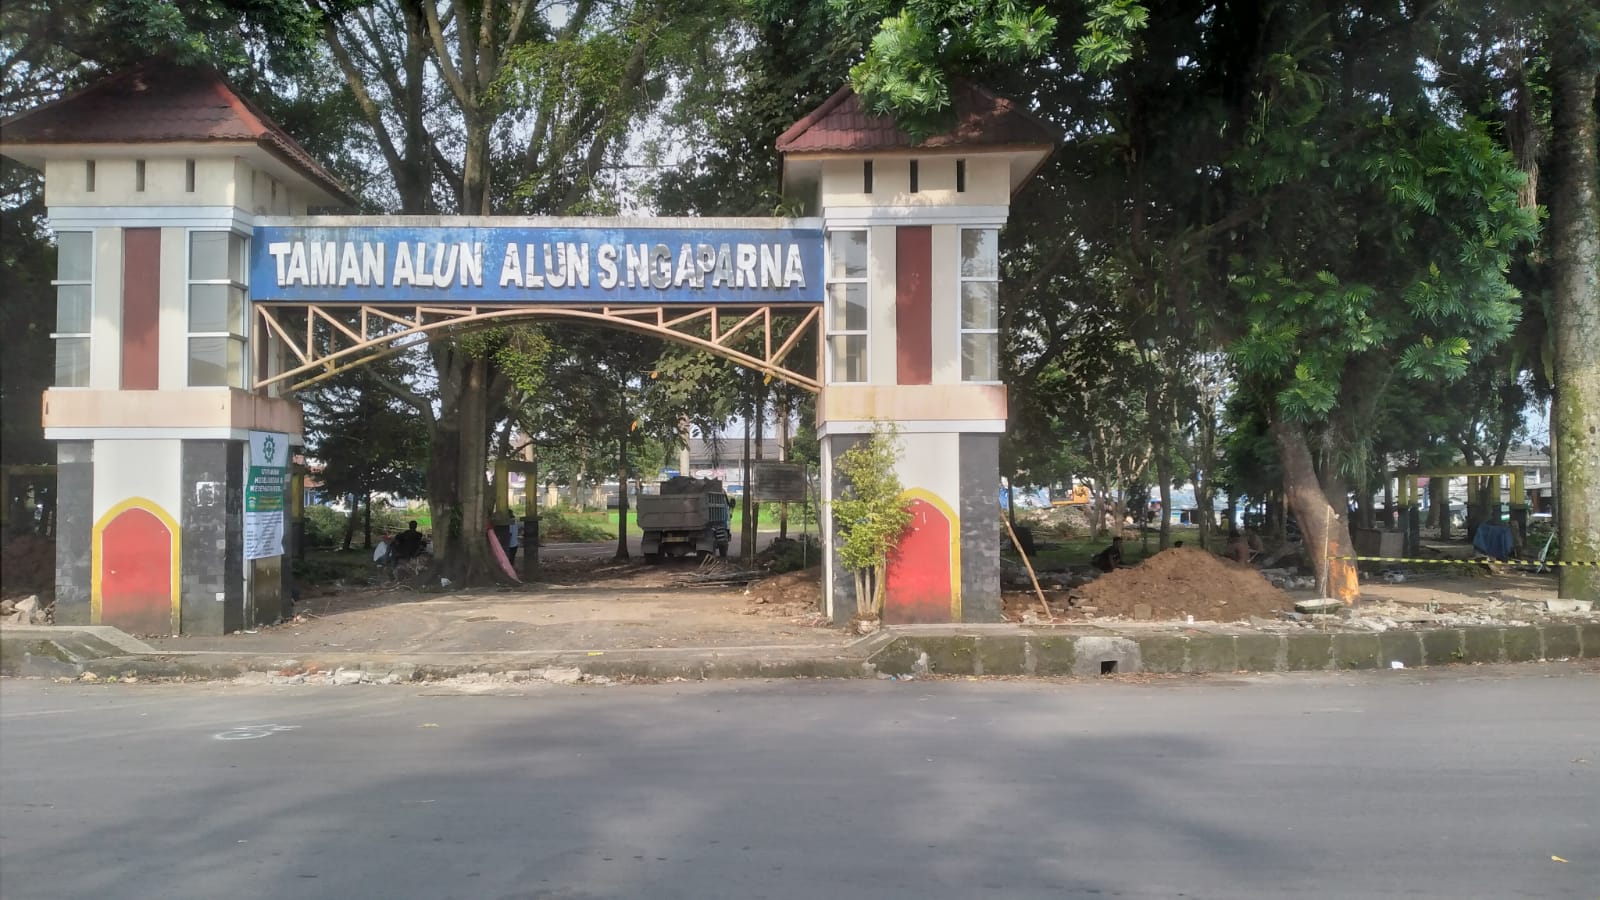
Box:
(292, 548), (382, 586)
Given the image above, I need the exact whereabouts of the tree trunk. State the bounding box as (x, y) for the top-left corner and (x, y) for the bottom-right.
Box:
(777, 396), (790, 540)
(741, 403), (754, 562)
(432, 354), (501, 584)
(462, 118), (492, 215)
(363, 492), (373, 549)
(753, 384), (764, 546)
(341, 493), (358, 551)
(1263, 494), (1281, 540)
(1274, 419), (1360, 602)
(614, 436), (630, 561)
(1157, 457), (1172, 550)
(458, 355), (499, 581)
(1548, 28), (1600, 601)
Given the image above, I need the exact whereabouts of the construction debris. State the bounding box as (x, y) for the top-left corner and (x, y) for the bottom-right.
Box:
(1, 595), (51, 625)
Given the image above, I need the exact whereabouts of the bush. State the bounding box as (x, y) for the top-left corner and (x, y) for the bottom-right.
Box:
(303, 502), (419, 550)
(760, 535), (822, 574)
(537, 506), (612, 543)
(371, 504), (412, 538)
(303, 505), (347, 549)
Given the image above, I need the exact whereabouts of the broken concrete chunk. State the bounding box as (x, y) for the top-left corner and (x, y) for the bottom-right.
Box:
(542, 666), (583, 685)
(1294, 598), (1344, 614)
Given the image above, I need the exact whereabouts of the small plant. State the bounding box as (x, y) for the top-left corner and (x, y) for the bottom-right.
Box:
(831, 423), (914, 618)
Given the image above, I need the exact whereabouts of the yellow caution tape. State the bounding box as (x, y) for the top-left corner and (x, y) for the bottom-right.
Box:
(1333, 555), (1600, 568)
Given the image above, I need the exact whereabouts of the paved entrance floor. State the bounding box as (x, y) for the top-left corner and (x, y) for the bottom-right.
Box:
(145, 562), (834, 656)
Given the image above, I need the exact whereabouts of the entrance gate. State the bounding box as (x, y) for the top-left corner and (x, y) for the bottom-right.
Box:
(4, 63), (1055, 634)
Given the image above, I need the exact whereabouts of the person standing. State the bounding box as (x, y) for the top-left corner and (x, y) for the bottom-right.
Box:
(507, 516), (521, 564)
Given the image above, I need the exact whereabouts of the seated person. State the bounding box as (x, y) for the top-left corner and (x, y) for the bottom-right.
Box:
(1091, 536), (1124, 572)
(393, 520), (426, 560)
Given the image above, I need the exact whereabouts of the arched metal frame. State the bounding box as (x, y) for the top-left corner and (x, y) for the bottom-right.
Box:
(252, 302), (824, 393)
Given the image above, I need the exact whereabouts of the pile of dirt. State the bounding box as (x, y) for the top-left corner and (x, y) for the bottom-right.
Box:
(1069, 547), (1290, 622)
(1, 535), (55, 597)
(741, 566), (822, 613)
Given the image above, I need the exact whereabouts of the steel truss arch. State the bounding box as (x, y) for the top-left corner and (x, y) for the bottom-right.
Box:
(253, 303), (823, 393)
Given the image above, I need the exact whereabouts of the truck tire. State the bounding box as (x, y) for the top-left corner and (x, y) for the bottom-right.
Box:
(644, 552), (661, 563)
(716, 541), (729, 558)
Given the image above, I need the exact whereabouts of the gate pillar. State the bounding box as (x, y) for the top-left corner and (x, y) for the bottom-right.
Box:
(778, 83), (1056, 624)
(3, 63), (354, 634)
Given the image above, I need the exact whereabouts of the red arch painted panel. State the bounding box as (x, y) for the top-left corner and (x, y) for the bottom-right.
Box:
(100, 508), (174, 634)
(884, 498), (953, 624)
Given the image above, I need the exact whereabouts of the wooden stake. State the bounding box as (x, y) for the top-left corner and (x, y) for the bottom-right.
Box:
(1002, 513), (1055, 622)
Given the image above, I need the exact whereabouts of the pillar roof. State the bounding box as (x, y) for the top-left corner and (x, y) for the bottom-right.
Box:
(777, 80), (1056, 196)
(0, 61), (354, 207)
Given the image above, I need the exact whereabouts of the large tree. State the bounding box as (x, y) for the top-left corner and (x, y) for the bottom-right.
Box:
(1544, 7), (1599, 600)
(311, 0), (742, 583)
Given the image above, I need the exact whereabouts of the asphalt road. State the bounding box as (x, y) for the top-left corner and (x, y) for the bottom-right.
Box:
(2, 665), (1596, 900)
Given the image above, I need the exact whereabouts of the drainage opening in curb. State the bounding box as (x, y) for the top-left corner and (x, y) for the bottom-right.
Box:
(1100, 660), (1118, 676)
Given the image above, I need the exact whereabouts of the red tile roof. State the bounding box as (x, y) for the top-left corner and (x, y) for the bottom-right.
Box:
(1, 62), (354, 205)
(776, 80), (1057, 154)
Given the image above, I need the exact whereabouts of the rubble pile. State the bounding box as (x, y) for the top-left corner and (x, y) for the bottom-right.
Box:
(1259, 567), (1317, 590)
(1018, 504), (1094, 535)
(1, 595), (52, 625)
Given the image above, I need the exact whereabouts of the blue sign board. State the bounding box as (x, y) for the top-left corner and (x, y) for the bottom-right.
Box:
(249, 224), (824, 304)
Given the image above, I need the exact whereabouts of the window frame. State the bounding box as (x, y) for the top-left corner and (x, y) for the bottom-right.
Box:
(957, 226), (1002, 385)
(49, 230), (95, 388)
(824, 228), (871, 385)
(185, 228), (251, 389)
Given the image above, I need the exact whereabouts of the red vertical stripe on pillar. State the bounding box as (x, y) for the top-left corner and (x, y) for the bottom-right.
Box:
(121, 228), (161, 390)
(895, 226), (932, 385)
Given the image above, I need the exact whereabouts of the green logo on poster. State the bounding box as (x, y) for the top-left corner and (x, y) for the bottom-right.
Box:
(262, 436), (277, 464)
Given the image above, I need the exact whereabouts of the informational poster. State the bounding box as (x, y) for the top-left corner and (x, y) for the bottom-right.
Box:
(245, 431), (288, 560)
(752, 462), (807, 502)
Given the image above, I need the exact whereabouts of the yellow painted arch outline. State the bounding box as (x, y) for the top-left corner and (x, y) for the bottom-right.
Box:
(897, 487), (963, 622)
(91, 496), (181, 634)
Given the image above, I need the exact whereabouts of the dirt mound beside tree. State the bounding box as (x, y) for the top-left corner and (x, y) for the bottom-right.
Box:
(744, 566), (822, 609)
(1070, 546), (1289, 621)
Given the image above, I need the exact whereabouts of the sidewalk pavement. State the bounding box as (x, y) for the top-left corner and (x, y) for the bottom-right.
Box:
(4, 577), (1597, 683)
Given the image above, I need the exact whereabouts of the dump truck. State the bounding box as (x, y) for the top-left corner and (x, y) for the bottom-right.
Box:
(637, 476), (732, 561)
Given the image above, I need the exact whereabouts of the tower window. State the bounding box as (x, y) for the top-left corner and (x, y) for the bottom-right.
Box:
(909, 159), (919, 193)
(956, 159), (967, 193)
(863, 160), (873, 194)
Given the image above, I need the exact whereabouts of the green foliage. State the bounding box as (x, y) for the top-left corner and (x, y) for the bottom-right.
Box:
(301, 364), (429, 504)
(1228, 112), (1540, 425)
(1073, 0), (1148, 72)
(831, 424), (913, 616)
(828, 0), (1057, 137)
(302, 505), (348, 550)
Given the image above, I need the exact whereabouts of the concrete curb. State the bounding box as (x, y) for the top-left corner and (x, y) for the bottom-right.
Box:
(3, 622), (1596, 681)
(871, 623), (1600, 677)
